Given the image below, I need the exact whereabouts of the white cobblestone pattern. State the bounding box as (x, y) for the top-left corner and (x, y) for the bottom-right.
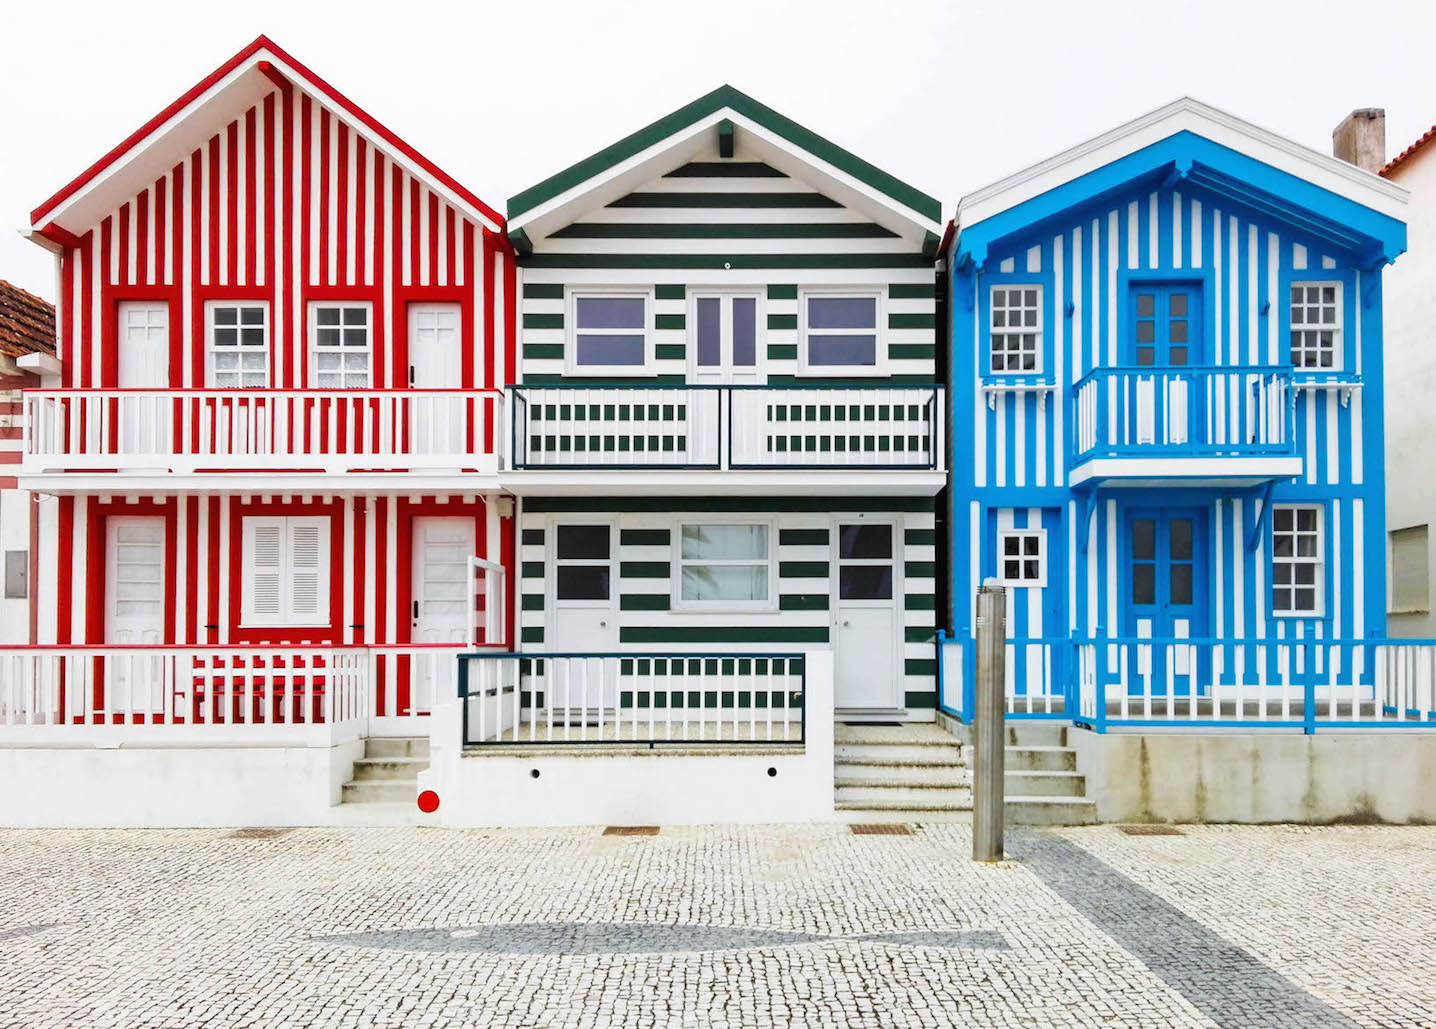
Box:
(0, 824), (1431, 1027)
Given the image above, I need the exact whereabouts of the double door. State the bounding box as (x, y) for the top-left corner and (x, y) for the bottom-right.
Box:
(1125, 507), (1208, 694)
(1128, 283), (1202, 446)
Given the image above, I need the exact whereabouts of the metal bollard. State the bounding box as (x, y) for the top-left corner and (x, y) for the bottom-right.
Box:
(972, 579), (1007, 862)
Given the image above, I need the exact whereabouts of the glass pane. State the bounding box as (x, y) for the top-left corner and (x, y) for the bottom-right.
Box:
(695, 298), (721, 367)
(342, 307), (366, 326)
(1170, 346), (1188, 365)
(317, 308), (340, 326)
(808, 296), (875, 330)
(681, 524), (767, 561)
(1170, 564), (1193, 605)
(1132, 520), (1156, 561)
(840, 565), (893, 601)
(576, 296), (645, 330)
(732, 297), (756, 366)
(1132, 564), (1155, 605)
(808, 335), (876, 367)
(1170, 320), (1187, 344)
(1136, 347), (1155, 366)
(1170, 519), (1193, 560)
(557, 524), (610, 561)
(556, 565), (609, 601)
(681, 565), (767, 602)
(1170, 293), (1188, 317)
(1135, 294), (1155, 317)
(840, 524), (892, 560)
(576, 334), (645, 366)
(240, 307), (264, 325)
(1136, 321), (1155, 344)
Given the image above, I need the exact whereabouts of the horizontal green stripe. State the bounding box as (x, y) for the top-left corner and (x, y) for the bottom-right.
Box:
(888, 283), (935, 299)
(779, 528), (829, 546)
(521, 254), (931, 270)
(521, 594), (544, 611)
(905, 625), (938, 643)
(767, 344), (797, 360)
(764, 374), (939, 386)
(905, 593), (935, 610)
(521, 561), (546, 578)
(780, 594), (828, 611)
(767, 314), (797, 330)
(655, 344), (685, 360)
(904, 659), (937, 677)
(779, 561), (827, 578)
(655, 314), (685, 330)
(609, 192), (842, 209)
(620, 561), (669, 578)
(904, 690), (937, 709)
(767, 284), (797, 300)
(666, 162), (786, 178)
(525, 496), (934, 513)
(905, 561), (935, 578)
(621, 594), (671, 611)
(888, 313), (934, 329)
(523, 313), (563, 329)
(521, 626), (545, 643)
(655, 284), (686, 300)
(620, 625), (829, 644)
(521, 374), (689, 385)
(522, 283), (564, 299)
(905, 529), (936, 546)
(887, 344), (935, 360)
(521, 529), (545, 545)
(524, 344), (564, 360)
(551, 222), (896, 239)
(620, 528), (671, 546)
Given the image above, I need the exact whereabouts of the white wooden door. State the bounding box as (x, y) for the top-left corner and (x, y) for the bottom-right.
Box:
(105, 516), (166, 714)
(411, 516), (476, 709)
(408, 303), (464, 458)
(550, 522), (619, 717)
(832, 520), (901, 712)
(117, 302), (171, 456)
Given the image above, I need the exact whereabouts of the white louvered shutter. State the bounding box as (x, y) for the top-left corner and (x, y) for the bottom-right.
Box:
(249, 520), (284, 621)
(288, 520), (327, 621)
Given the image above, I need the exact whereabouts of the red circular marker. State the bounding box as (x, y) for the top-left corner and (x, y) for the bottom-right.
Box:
(416, 790), (440, 813)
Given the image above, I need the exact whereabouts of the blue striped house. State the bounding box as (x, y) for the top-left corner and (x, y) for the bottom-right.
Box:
(943, 99), (1409, 713)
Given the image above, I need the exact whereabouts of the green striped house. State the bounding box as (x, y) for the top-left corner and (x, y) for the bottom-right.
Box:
(505, 86), (946, 719)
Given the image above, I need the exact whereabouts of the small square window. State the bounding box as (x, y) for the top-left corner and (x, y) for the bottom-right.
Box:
(207, 302), (269, 388)
(989, 285), (1042, 374)
(998, 528), (1046, 588)
(309, 303), (371, 388)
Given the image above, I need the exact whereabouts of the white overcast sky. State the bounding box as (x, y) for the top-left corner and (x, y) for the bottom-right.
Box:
(3, 0), (1434, 302)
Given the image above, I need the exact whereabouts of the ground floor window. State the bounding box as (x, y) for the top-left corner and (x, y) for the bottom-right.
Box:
(1271, 505), (1323, 616)
(241, 515), (331, 626)
(998, 528), (1045, 587)
(676, 522), (773, 608)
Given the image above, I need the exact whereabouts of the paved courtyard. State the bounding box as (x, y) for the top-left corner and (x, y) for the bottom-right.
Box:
(0, 823), (1433, 1028)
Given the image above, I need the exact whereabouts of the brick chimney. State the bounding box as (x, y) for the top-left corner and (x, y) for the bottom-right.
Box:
(1332, 108), (1386, 173)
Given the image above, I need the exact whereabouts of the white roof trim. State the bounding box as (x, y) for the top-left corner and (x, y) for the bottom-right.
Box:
(957, 97), (1408, 232)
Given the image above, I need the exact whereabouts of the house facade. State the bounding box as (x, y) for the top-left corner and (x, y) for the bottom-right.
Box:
(943, 99), (1410, 722)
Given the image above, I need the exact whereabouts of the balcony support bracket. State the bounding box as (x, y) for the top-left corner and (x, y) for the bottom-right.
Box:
(1077, 485), (1105, 555)
(1245, 479), (1276, 553)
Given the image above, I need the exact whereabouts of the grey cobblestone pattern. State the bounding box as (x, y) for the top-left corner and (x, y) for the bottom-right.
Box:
(0, 823), (1431, 1028)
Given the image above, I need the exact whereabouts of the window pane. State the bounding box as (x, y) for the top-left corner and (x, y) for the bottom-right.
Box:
(557, 525), (610, 561)
(681, 524), (767, 561)
(1136, 294), (1155, 317)
(1136, 321), (1155, 344)
(556, 565), (609, 601)
(840, 524), (892, 560)
(1170, 564), (1193, 605)
(1170, 320), (1187, 344)
(732, 297), (756, 367)
(696, 298), (721, 367)
(681, 565), (767, 602)
(808, 296), (875, 330)
(576, 296), (645, 330)
(1132, 520), (1156, 561)
(808, 335), (876, 366)
(1132, 564), (1155, 605)
(840, 565), (893, 600)
(1170, 519), (1193, 560)
(576, 334), (645, 366)
(1170, 293), (1187, 317)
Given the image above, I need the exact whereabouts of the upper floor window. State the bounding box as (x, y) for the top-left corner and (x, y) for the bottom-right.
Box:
(207, 302), (268, 388)
(998, 528), (1046, 588)
(990, 285), (1041, 374)
(310, 302), (371, 388)
(1272, 505), (1323, 616)
(240, 515), (330, 627)
(1290, 283), (1341, 371)
(568, 292), (649, 374)
(800, 291), (881, 374)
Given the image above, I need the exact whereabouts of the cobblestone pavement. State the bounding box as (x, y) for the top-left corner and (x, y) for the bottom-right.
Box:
(1, 823), (1432, 1028)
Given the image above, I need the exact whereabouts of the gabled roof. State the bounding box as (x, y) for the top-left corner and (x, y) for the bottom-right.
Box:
(0, 281), (56, 359)
(953, 97), (1408, 269)
(1382, 123), (1436, 178)
(29, 35), (503, 245)
(507, 85), (941, 248)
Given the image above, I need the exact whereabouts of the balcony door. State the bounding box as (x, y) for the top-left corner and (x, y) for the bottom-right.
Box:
(832, 521), (901, 712)
(1128, 283), (1203, 446)
(408, 303), (465, 458)
(549, 523), (619, 718)
(117, 301), (171, 456)
(410, 516), (476, 709)
(691, 293), (761, 385)
(1124, 507), (1208, 695)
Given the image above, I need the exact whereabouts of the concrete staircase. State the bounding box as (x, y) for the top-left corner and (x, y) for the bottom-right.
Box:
(340, 737), (429, 806)
(1002, 723), (1097, 825)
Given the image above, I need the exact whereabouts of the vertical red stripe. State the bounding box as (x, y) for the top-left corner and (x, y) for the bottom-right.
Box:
(206, 135), (219, 284)
(355, 138), (367, 286)
(391, 167), (404, 387)
(282, 89), (295, 388)
(116, 203), (130, 286)
(60, 247), (75, 386)
(185, 497), (200, 645)
(409, 180), (421, 288)
(300, 95), (312, 378)
(163, 501), (178, 646)
(208, 497), (223, 644)
(99, 218), (115, 387)
(318, 108), (331, 285)
(79, 232), (92, 388)
(427, 193), (440, 286)
(190, 151), (205, 386)
(245, 107), (258, 286)
(504, 239), (516, 390)
(226, 120), (239, 284)
(135, 190), (149, 284)
(336, 123), (349, 285)
(86, 503), (104, 647)
(353, 502), (367, 644)
(374, 499), (388, 710)
(263, 94), (277, 294)
(55, 497), (73, 645)
(154, 176), (167, 286)
(445, 206), (456, 287)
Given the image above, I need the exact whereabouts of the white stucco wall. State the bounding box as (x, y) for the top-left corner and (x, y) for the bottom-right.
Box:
(0, 487), (31, 642)
(1384, 145), (1436, 637)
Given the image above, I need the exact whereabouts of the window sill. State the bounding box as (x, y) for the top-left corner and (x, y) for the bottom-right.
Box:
(562, 367), (661, 379)
(1388, 607), (1432, 616)
(238, 621), (333, 630)
(980, 378), (1055, 409)
(1267, 613), (1330, 622)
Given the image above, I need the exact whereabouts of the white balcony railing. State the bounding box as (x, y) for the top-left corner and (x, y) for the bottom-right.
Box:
(23, 389), (505, 473)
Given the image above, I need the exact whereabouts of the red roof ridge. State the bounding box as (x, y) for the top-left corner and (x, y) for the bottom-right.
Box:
(1382, 123), (1436, 177)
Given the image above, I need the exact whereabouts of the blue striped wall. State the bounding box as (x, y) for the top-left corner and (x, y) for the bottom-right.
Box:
(949, 180), (1388, 644)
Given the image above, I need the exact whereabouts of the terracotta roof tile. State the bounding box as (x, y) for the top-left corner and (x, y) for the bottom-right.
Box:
(0, 280), (56, 359)
(1382, 124), (1436, 178)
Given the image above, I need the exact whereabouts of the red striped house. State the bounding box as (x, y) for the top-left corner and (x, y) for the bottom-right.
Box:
(19, 36), (516, 722)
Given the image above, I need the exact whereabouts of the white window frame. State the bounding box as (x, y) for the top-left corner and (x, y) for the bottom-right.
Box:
(564, 287), (655, 377)
(998, 527), (1047, 588)
(240, 515), (332, 628)
(672, 517), (778, 613)
(1271, 504), (1324, 617)
(205, 300), (270, 388)
(308, 301), (373, 389)
(797, 288), (886, 378)
(1289, 281), (1342, 372)
(988, 284), (1043, 376)
(686, 289), (766, 382)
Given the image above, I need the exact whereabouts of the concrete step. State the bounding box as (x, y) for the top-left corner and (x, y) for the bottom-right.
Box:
(1005, 796), (1099, 825)
(327, 801), (432, 827)
(834, 784), (972, 811)
(1005, 745), (1076, 771)
(1005, 723), (1067, 748)
(364, 737), (430, 760)
(1005, 770), (1086, 797)
(833, 808), (973, 824)
(341, 779), (418, 805)
(834, 723), (960, 746)
(835, 763), (969, 788)
(350, 757), (427, 782)
(834, 742), (964, 766)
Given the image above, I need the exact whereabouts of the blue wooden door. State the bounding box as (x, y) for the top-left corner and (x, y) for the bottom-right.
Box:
(1125, 507), (1208, 694)
(1128, 284), (1204, 448)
